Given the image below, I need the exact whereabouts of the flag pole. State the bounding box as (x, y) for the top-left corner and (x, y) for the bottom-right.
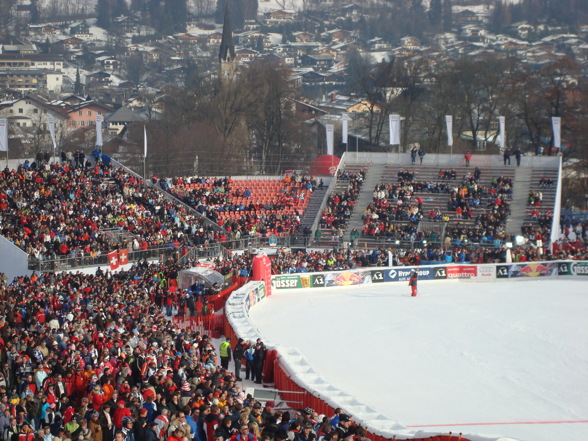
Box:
(143, 125), (147, 180)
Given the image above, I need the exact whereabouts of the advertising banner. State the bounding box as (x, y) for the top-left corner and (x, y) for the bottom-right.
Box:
(371, 269), (385, 283)
(311, 274), (325, 288)
(245, 283), (266, 312)
(272, 275), (302, 289)
(557, 262), (573, 276)
(434, 267), (447, 279)
(447, 265), (477, 278)
(325, 270), (372, 287)
(477, 265), (496, 279)
(385, 267), (435, 282)
(573, 261), (588, 276)
(496, 263), (558, 278)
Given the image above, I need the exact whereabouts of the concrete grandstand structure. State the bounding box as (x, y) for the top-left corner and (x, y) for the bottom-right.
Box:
(0, 152), (563, 281)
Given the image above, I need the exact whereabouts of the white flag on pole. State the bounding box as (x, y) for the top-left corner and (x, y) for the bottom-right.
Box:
(0, 119), (7, 152)
(341, 114), (348, 145)
(389, 114), (400, 145)
(144, 125), (148, 158)
(498, 116), (506, 149)
(552, 117), (561, 149)
(326, 124), (334, 155)
(47, 116), (57, 151)
(445, 115), (453, 146)
(95, 114), (103, 146)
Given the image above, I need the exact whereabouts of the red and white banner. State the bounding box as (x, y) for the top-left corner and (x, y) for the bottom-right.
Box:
(447, 265), (478, 278)
(389, 114), (400, 145)
(108, 250), (119, 271)
(118, 249), (129, 266)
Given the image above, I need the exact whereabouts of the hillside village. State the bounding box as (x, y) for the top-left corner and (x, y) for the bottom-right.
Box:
(0, 0), (587, 167)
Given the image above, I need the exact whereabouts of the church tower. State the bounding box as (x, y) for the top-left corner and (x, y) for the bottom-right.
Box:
(219, 4), (237, 80)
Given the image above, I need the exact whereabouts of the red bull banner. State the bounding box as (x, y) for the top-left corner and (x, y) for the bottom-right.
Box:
(497, 262), (559, 278)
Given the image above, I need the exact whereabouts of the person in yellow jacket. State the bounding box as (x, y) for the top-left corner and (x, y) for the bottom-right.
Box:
(219, 337), (232, 369)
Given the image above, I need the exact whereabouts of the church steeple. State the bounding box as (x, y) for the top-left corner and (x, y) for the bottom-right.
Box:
(219, 4), (235, 65)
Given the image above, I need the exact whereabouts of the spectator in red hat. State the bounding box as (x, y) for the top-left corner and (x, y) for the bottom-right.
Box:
(114, 401), (131, 430)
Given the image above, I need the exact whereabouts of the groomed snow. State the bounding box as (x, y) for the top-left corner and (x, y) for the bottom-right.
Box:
(249, 278), (588, 441)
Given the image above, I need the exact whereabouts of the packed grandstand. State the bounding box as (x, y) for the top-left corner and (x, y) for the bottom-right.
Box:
(0, 151), (586, 441)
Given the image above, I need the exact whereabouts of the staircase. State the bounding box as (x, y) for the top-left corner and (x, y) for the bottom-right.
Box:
(344, 163), (387, 241)
(291, 184), (330, 247)
(505, 167), (533, 236)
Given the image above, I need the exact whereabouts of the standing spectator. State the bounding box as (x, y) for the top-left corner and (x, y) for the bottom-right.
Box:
(410, 148), (417, 164)
(252, 343), (265, 385)
(514, 148), (523, 167)
(244, 344), (254, 381)
(464, 152), (472, 167)
(503, 148), (511, 165)
(232, 339), (244, 382)
(219, 338), (232, 370)
(417, 148), (425, 164)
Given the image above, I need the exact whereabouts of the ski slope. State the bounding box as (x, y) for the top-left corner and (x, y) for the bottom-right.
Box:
(249, 278), (588, 441)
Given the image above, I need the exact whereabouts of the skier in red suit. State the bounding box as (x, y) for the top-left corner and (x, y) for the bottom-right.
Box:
(409, 270), (418, 297)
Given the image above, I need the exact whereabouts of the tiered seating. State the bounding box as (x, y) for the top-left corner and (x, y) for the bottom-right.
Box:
(170, 176), (313, 237)
(361, 165), (516, 245)
(521, 168), (558, 241)
(316, 166), (367, 245)
(0, 162), (217, 264)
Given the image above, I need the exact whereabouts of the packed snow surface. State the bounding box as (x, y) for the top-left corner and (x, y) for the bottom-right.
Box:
(249, 278), (588, 441)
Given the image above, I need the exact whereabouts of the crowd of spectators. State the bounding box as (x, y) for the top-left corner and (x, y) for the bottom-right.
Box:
(358, 168), (513, 245)
(0, 250), (375, 441)
(0, 161), (220, 266)
(167, 175), (317, 240)
(317, 171), (365, 242)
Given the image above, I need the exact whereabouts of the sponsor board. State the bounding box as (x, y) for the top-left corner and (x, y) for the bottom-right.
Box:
(496, 263), (558, 278)
(385, 267), (435, 282)
(244, 283), (266, 311)
(325, 270), (372, 287)
(434, 267), (447, 279)
(446, 265), (477, 279)
(557, 262), (572, 276)
(311, 274), (325, 288)
(477, 265), (496, 279)
(371, 270), (385, 283)
(271, 275), (302, 289)
(496, 265), (510, 278)
(574, 261), (588, 276)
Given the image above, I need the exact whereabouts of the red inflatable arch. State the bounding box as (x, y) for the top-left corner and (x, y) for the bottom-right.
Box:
(309, 154), (340, 176)
(251, 253), (273, 297)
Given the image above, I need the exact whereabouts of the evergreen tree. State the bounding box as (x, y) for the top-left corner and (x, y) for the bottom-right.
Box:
(30, 0), (40, 23)
(96, 0), (111, 29)
(74, 67), (83, 95)
(442, 0), (453, 32)
(429, 0), (442, 27)
(42, 37), (50, 54)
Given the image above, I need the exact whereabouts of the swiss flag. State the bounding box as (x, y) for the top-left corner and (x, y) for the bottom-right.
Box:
(108, 251), (119, 271)
(119, 249), (129, 266)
